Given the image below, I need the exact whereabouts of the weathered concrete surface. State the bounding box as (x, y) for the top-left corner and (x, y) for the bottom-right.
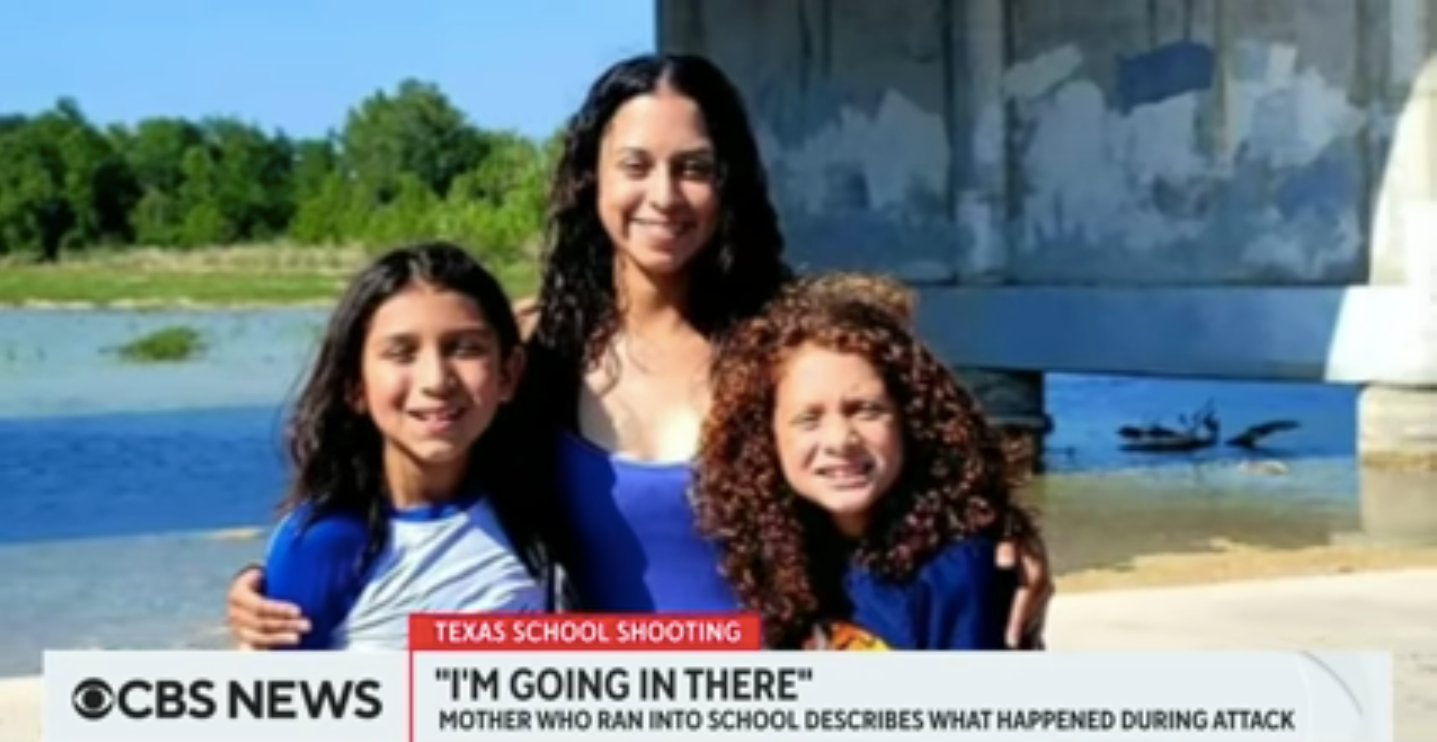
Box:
(660, 0), (1437, 534)
(950, 367), (1049, 472)
(909, 284), (1437, 383)
(659, 0), (1423, 284)
(658, 0), (1437, 386)
(1357, 385), (1437, 545)
(1051, 569), (1437, 739)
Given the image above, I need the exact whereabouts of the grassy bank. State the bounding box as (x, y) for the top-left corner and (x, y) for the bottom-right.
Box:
(112, 325), (208, 363)
(0, 245), (539, 308)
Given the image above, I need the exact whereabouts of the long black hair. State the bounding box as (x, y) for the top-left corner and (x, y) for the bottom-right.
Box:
(517, 53), (794, 570)
(527, 52), (793, 415)
(279, 241), (544, 576)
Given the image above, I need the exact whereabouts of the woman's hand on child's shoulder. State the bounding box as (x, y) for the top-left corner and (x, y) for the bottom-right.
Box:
(997, 535), (1052, 650)
(226, 565), (309, 650)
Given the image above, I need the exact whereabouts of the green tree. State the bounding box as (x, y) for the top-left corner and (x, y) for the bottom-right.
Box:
(0, 117), (73, 259)
(0, 79), (556, 269)
(340, 79), (486, 202)
(117, 117), (206, 245)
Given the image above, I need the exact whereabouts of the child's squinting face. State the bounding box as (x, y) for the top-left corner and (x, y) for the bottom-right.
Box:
(358, 284), (520, 470)
(771, 343), (904, 536)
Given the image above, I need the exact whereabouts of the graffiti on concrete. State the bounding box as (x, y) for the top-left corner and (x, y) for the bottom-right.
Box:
(752, 36), (1376, 286)
(1003, 40), (1366, 282)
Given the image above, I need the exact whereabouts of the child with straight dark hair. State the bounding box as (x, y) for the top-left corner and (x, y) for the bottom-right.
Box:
(694, 273), (1041, 650)
(262, 241), (553, 650)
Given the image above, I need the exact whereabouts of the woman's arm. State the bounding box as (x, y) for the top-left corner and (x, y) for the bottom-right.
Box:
(226, 509), (371, 651)
(999, 533), (1053, 650)
(261, 512), (370, 651)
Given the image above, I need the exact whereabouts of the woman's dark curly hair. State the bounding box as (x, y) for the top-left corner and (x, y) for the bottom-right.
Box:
(524, 52), (793, 420)
(692, 276), (1038, 648)
(277, 242), (545, 579)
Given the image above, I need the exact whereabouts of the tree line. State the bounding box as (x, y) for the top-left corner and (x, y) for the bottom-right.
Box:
(0, 79), (559, 262)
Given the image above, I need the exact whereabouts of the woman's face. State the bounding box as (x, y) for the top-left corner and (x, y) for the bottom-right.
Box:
(596, 87), (721, 278)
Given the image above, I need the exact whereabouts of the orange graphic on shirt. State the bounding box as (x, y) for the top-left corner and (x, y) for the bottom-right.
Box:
(804, 621), (890, 650)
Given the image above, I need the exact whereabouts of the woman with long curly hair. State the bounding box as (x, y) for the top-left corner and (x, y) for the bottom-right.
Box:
(222, 53), (1051, 644)
(510, 52), (793, 612)
(694, 275), (1040, 650)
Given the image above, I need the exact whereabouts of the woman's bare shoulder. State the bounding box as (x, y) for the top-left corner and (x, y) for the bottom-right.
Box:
(513, 296), (541, 341)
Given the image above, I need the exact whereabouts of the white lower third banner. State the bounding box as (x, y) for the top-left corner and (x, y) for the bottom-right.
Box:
(43, 650), (1393, 741)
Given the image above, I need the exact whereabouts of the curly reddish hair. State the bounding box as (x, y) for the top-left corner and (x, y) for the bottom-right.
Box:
(797, 271), (917, 325)
(693, 278), (1038, 648)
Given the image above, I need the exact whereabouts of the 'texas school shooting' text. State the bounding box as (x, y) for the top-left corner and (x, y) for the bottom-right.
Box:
(429, 617), (747, 645)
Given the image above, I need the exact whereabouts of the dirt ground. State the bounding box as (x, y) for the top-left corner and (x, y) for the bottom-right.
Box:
(1057, 537), (1437, 593)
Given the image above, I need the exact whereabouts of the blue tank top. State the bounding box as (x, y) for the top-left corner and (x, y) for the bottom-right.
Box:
(555, 431), (741, 612)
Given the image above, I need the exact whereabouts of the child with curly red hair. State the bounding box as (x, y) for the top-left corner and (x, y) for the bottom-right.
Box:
(693, 273), (1040, 650)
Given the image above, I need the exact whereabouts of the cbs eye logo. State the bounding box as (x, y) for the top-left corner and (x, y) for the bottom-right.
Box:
(71, 678), (115, 721)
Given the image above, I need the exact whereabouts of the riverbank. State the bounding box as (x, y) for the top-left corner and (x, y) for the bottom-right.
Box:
(1057, 537), (1437, 592)
(0, 245), (538, 308)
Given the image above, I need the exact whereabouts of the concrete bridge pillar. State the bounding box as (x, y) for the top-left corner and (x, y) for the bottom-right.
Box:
(1358, 11), (1437, 543)
(952, 369), (1050, 474)
(1358, 386), (1437, 543)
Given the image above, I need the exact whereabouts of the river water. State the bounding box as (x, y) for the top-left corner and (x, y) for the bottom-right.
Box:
(0, 308), (1367, 674)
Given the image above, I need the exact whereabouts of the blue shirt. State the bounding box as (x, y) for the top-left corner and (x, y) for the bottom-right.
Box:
(842, 537), (1015, 650)
(263, 493), (548, 650)
(554, 431), (740, 612)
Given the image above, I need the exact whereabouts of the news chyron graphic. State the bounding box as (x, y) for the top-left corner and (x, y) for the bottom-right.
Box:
(43, 615), (1396, 742)
(45, 650), (407, 742)
(71, 678), (113, 721)
(408, 615), (1393, 741)
(68, 674), (381, 722)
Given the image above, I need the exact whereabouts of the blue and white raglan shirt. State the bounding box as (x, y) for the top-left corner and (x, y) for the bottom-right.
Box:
(263, 492), (548, 650)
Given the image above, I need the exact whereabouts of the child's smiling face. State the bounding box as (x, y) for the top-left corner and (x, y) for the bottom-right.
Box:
(771, 342), (905, 536)
(357, 282), (522, 476)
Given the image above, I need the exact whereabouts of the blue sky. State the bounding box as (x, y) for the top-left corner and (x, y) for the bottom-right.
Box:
(1, 0), (654, 138)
